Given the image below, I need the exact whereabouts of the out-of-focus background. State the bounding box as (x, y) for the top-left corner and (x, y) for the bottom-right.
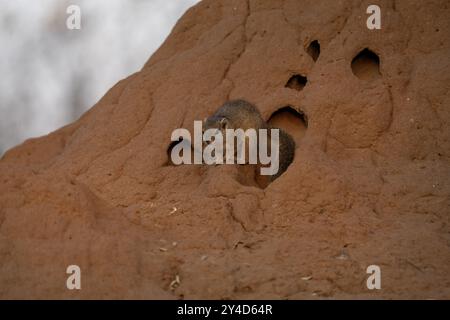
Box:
(0, 0), (199, 155)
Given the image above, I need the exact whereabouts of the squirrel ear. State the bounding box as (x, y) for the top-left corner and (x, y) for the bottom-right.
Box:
(220, 117), (228, 129)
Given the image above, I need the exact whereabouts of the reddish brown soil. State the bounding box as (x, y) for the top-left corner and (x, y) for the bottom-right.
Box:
(1, 0), (449, 299)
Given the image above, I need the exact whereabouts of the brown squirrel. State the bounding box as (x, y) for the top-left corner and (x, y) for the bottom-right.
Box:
(203, 99), (295, 184)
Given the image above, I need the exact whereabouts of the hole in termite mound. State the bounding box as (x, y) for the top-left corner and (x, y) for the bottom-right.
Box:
(306, 40), (320, 62)
(268, 106), (308, 146)
(241, 106), (308, 189)
(351, 48), (381, 80)
(285, 74), (307, 91)
(165, 137), (194, 166)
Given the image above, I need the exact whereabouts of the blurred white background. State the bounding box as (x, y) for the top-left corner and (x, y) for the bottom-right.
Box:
(0, 0), (199, 154)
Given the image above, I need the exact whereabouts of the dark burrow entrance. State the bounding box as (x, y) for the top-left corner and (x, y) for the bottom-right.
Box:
(351, 48), (381, 80)
(165, 138), (192, 166)
(240, 106), (308, 189)
(285, 74), (307, 91)
(306, 40), (320, 62)
(166, 140), (180, 166)
(267, 106), (308, 146)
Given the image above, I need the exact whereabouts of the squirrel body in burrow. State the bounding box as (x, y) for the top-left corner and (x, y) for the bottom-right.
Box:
(203, 99), (295, 181)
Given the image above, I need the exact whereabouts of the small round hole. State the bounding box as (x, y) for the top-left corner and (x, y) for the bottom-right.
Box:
(268, 106), (307, 146)
(351, 48), (381, 80)
(166, 138), (185, 166)
(285, 74), (307, 91)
